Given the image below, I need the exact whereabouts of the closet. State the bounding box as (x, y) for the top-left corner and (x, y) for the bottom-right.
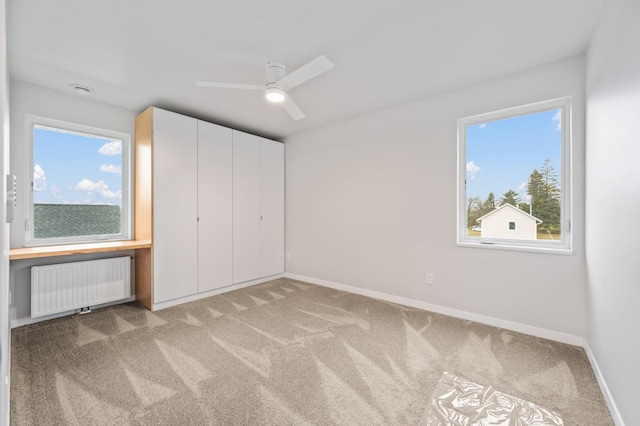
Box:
(232, 131), (285, 284)
(134, 107), (284, 310)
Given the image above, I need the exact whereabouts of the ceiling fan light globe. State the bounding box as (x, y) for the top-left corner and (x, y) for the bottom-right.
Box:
(265, 88), (285, 103)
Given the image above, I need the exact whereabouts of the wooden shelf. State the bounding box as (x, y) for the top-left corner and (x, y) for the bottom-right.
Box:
(9, 240), (152, 260)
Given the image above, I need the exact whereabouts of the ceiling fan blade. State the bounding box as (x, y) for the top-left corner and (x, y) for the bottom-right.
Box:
(281, 94), (306, 120)
(195, 81), (264, 91)
(277, 55), (334, 91)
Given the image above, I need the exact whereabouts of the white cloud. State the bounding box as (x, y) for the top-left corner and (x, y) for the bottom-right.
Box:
(100, 164), (122, 174)
(98, 141), (122, 156)
(50, 185), (62, 200)
(100, 189), (122, 199)
(466, 161), (481, 180)
(74, 178), (122, 201)
(479, 123), (486, 128)
(75, 178), (108, 192)
(33, 164), (47, 191)
(552, 110), (561, 131)
(517, 182), (532, 202)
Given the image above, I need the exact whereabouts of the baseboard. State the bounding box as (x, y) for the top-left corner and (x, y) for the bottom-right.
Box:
(583, 342), (626, 426)
(12, 274), (287, 327)
(151, 274), (285, 311)
(11, 296), (136, 328)
(284, 272), (584, 347)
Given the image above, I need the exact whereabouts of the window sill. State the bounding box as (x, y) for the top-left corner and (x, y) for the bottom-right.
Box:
(457, 240), (572, 255)
(9, 240), (152, 260)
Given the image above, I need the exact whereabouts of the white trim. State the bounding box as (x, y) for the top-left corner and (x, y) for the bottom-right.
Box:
(457, 96), (573, 254)
(457, 241), (573, 255)
(24, 114), (132, 246)
(284, 272), (583, 346)
(11, 274), (286, 326)
(11, 295), (135, 328)
(584, 342), (626, 426)
(13, 271), (623, 425)
(151, 274), (284, 311)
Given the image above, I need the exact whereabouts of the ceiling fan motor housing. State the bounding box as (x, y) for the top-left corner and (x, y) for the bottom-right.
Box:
(266, 62), (285, 86)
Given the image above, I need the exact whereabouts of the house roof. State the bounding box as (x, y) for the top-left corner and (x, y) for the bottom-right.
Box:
(34, 204), (121, 239)
(476, 203), (543, 224)
(7, 0), (605, 140)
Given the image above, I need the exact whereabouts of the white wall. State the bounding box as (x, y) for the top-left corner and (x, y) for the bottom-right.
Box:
(9, 79), (137, 248)
(0, 1), (11, 423)
(8, 80), (137, 325)
(285, 55), (587, 340)
(586, 0), (640, 423)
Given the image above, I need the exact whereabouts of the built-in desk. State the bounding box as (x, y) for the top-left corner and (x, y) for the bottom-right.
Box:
(9, 240), (152, 260)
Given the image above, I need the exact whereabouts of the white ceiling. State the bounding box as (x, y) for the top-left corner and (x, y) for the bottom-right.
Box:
(7, 0), (605, 140)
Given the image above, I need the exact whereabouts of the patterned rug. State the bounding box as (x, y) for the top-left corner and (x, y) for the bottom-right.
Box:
(10, 278), (612, 425)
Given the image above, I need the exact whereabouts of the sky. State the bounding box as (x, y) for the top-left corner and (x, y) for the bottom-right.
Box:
(33, 126), (123, 206)
(465, 108), (562, 205)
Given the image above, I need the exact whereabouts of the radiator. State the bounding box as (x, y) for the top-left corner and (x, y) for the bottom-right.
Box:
(31, 256), (131, 318)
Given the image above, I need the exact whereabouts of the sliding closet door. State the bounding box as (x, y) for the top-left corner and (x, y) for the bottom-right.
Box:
(232, 131), (262, 284)
(152, 108), (198, 303)
(197, 121), (233, 292)
(260, 139), (284, 277)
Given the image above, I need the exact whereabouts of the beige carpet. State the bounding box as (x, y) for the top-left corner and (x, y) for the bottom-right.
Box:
(10, 278), (612, 425)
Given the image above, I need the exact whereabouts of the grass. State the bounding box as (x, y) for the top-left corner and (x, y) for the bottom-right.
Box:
(468, 230), (560, 240)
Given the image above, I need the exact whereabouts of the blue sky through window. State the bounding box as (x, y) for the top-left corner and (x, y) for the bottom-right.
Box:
(33, 126), (123, 206)
(466, 108), (561, 203)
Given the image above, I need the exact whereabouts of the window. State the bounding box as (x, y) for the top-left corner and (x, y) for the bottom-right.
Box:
(26, 115), (131, 245)
(457, 97), (572, 253)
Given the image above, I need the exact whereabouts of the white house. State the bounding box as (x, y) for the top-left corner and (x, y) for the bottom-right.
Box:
(477, 203), (542, 240)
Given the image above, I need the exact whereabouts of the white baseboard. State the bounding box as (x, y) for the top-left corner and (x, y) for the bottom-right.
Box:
(284, 273), (626, 424)
(151, 274), (285, 311)
(12, 274), (286, 326)
(583, 342), (626, 426)
(11, 296), (136, 328)
(284, 272), (584, 346)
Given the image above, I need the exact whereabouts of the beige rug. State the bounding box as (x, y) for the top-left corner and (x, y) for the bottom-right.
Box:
(10, 278), (612, 425)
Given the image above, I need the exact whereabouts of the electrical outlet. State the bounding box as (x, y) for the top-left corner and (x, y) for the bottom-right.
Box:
(426, 273), (434, 285)
(286, 253), (291, 261)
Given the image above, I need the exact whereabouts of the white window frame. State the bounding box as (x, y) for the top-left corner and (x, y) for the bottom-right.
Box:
(457, 97), (572, 254)
(25, 115), (132, 246)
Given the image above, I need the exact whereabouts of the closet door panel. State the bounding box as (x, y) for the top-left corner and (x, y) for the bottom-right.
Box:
(197, 121), (233, 292)
(152, 108), (198, 303)
(232, 131), (262, 284)
(260, 140), (285, 277)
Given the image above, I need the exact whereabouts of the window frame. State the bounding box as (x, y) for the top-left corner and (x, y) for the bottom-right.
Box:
(25, 115), (132, 246)
(456, 97), (572, 254)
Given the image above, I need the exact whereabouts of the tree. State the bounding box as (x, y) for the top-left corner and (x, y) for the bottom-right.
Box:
(467, 196), (483, 227)
(500, 189), (520, 207)
(485, 192), (496, 210)
(467, 193), (497, 228)
(526, 158), (561, 232)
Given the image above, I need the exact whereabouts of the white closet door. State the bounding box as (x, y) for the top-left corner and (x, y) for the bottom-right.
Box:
(260, 140), (285, 277)
(152, 108), (198, 303)
(197, 121), (233, 292)
(232, 131), (262, 284)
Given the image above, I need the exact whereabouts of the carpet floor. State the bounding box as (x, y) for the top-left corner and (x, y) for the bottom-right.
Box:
(10, 278), (613, 425)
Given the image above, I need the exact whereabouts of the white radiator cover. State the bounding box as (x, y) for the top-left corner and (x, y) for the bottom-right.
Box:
(31, 256), (131, 318)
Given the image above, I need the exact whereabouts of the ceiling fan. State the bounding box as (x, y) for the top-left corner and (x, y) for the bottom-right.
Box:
(195, 55), (334, 120)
